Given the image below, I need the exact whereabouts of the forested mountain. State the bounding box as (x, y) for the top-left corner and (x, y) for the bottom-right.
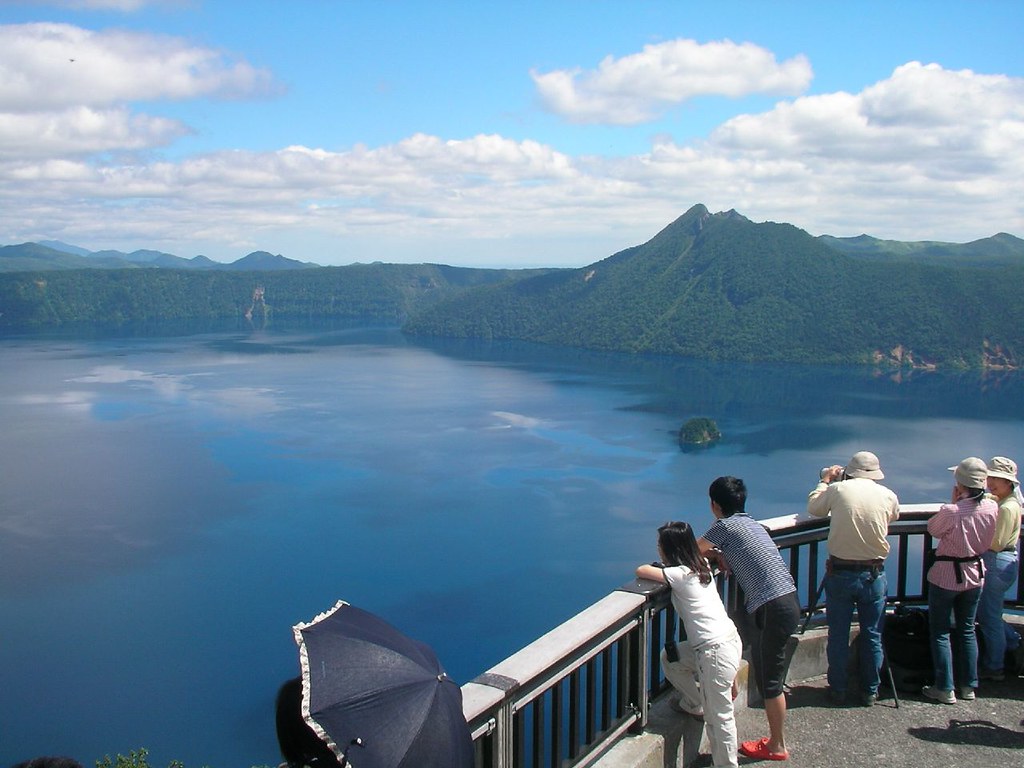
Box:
(0, 263), (552, 329)
(403, 205), (1024, 368)
(4, 204), (1021, 368)
(819, 232), (1024, 265)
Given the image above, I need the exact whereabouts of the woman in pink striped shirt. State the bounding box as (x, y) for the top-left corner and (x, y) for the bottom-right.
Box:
(922, 457), (999, 704)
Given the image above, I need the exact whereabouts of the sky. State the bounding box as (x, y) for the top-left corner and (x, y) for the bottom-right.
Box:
(0, 0), (1022, 268)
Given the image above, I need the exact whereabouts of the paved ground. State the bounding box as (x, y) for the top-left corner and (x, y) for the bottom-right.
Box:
(717, 673), (1024, 768)
(605, 620), (1024, 768)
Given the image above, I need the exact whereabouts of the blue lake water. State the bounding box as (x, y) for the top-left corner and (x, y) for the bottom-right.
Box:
(1, 325), (1022, 767)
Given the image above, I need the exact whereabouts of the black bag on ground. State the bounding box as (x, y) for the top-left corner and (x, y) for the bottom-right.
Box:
(976, 620), (1024, 678)
(882, 605), (932, 692)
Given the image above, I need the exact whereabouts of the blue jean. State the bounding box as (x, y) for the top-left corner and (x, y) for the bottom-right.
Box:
(825, 568), (887, 695)
(978, 549), (1019, 672)
(928, 584), (982, 691)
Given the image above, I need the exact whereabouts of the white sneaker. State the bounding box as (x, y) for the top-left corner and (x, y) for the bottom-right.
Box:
(922, 685), (956, 704)
(669, 696), (703, 719)
(958, 686), (976, 701)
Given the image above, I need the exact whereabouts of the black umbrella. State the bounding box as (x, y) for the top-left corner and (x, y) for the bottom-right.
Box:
(292, 600), (474, 768)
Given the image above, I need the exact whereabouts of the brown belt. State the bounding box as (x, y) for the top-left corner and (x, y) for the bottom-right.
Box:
(829, 556), (885, 571)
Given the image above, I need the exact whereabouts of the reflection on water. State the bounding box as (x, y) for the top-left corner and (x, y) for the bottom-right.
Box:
(0, 324), (1021, 767)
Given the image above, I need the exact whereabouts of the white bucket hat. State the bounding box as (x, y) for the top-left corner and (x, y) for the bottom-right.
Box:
(845, 451), (884, 480)
(951, 457), (988, 489)
(987, 456), (1019, 485)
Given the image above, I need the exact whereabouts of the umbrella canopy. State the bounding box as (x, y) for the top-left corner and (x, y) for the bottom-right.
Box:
(292, 600), (474, 768)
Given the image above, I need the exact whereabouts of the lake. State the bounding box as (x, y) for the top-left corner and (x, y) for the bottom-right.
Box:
(1, 324), (1022, 767)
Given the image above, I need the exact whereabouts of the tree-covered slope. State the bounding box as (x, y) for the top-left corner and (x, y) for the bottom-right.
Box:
(404, 204), (1024, 368)
(0, 242), (137, 271)
(4, 204), (1021, 368)
(0, 263), (549, 329)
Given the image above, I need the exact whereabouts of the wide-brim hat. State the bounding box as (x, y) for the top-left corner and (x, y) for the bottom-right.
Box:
(949, 457), (988, 489)
(845, 451), (884, 480)
(987, 456), (1019, 485)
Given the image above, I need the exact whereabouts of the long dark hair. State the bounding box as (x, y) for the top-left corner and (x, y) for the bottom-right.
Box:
(658, 521), (712, 585)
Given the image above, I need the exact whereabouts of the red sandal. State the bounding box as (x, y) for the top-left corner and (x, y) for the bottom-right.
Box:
(739, 737), (789, 761)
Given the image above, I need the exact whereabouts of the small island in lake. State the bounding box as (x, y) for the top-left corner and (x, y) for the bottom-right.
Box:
(679, 417), (721, 448)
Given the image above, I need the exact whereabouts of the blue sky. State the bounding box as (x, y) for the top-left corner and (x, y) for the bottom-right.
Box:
(1, 0), (1022, 267)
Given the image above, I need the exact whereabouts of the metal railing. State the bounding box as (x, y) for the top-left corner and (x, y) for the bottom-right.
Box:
(461, 503), (1023, 767)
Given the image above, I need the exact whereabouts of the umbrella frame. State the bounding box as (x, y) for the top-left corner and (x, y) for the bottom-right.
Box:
(293, 599), (352, 764)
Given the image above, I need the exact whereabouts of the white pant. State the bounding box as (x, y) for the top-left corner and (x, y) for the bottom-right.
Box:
(662, 630), (743, 768)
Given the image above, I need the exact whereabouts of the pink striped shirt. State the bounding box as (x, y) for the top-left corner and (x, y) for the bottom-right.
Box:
(926, 496), (998, 591)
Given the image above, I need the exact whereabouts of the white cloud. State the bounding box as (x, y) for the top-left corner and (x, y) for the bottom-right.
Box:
(689, 61), (1024, 233)
(14, 390), (96, 412)
(532, 38), (812, 125)
(0, 23), (277, 112)
(0, 22), (277, 157)
(0, 106), (189, 158)
(0, 41), (1020, 265)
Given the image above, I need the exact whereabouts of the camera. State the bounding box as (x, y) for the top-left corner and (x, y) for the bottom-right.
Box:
(820, 466), (845, 482)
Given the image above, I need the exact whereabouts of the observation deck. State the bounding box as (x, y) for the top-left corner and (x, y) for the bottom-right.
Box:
(461, 503), (1024, 768)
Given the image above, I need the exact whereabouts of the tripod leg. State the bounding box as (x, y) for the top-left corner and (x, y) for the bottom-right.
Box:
(882, 651), (899, 708)
(800, 574), (828, 635)
(879, 608), (900, 709)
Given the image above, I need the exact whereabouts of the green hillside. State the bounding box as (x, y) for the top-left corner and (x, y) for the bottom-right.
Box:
(0, 242), (135, 271)
(4, 205), (1021, 368)
(403, 205), (1024, 368)
(0, 263), (549, 329)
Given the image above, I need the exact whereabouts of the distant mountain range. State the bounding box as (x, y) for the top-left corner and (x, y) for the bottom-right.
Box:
(818, 232), (1024, 265)
(6, 217), (1023, 274)
(1, 241), (317, 272)
(3, 205), (1022, 368)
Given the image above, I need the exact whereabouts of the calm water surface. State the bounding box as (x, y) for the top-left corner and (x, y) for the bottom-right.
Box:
(1, 326), (1022, 767)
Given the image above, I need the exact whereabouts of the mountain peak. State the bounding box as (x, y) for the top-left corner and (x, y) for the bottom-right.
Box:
(652, 204), (752, 240)
(229, 251), (313, 271)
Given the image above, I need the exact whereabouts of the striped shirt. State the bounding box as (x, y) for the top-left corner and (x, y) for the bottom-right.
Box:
(702, 513), (796, 613)
(927, 496), (999, 591)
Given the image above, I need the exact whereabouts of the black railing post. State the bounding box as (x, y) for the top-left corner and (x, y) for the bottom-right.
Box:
(568, 669), (581, 759)
(584, 657), (596, 745)
(896, 533), (910, 602)
(601, 650), (612, 732)
(531, 694), (544, 768)
(551, 682), (563, 768)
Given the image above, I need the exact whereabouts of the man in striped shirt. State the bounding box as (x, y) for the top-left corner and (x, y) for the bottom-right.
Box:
(699, 476), (800, 761)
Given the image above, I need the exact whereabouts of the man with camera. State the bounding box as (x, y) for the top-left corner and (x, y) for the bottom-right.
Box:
(807, 451), (900, 706)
